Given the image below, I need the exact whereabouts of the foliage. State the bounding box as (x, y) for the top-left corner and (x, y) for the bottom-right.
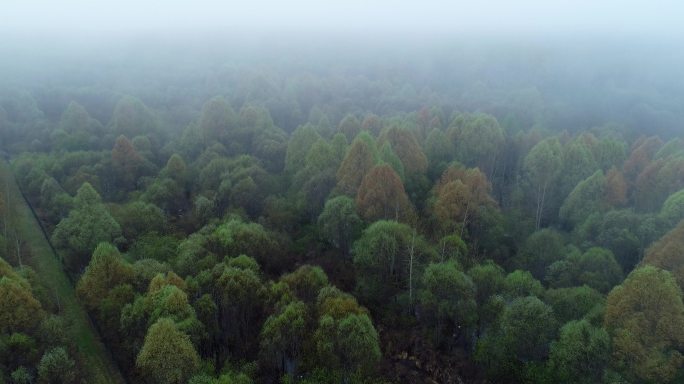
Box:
(136, 318), (200, 384)
(51, 182), (121, 272)
(605, 266), (684, 383)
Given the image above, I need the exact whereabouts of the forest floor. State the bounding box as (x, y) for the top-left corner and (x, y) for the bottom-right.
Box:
(0, 160), (126, 384)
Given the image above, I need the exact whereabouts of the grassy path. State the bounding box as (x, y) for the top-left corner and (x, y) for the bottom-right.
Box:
(0, 160), (126, 384)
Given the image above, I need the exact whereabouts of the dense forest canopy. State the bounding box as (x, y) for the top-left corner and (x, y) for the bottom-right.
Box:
(1, 17), (684, 384)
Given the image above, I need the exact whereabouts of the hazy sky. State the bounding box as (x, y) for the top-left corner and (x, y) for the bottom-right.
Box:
(3, 0), (683, 37)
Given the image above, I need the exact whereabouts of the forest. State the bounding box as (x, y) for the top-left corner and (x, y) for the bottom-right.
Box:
(1, 31), (684, 384)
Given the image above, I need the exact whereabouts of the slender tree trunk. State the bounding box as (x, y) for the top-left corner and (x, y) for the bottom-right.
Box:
(460, 202), (470, 238)
(15, 232), (21, 267)
(408, 230), (416, 307)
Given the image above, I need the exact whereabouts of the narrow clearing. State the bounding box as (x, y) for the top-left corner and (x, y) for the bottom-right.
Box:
(0, 160), (125, 384)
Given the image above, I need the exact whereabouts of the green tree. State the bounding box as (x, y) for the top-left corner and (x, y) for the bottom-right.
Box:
(111, 134), (148, 192)
(450, 113), (505, 176)
(559, 170), (606, 229)
(317, 196), (362, 257)
(513, 228), (565, 280)
(136, 318), (200, 384)
(468, 261), (506, 335)
(379, 142), (405, 181)
(198, 96), (237, 145)
(260, 300), (308, 376)
(110, 201), (167, 243)
(352, 220), (436, 307)
(424, 128), (454, 176)
(76, 243), (134, 311)
(0, 258), (45, 333)
(108, 95), (158, 138)
(503, 270), (544, 299)
(548, 320), (610, 384)
(337, 114), (362, 142)
(643, 220), (684, 287)
(51, 183), (121, 272)
(544, 285), (604, 324)
(215, 265), (265, 359)
(335, 133), (378, 196)
(211, 217), (284, 273)
(475, 296), (557, 380)
(418, 261), (477, 349)
(314, 313), (381, 380)
(280, 265), (329, 303)
(546, 247), (623, 294)
(57, 101), (102, 147)
(285, 124), (322, 173)
(37, 347), (77, 384)
(605, 266), (684, 383)
(523, 138), (562, 229)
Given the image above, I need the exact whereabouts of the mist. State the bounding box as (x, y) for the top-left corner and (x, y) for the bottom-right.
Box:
(4, 2), (684, 384)
(4, 0), (684, 37)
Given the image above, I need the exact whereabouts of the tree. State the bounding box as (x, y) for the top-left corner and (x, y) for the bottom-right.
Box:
(450, 113), (505, 176)
(335, 133), (378, 196)
(12, 366), (34, 384)
(623, 136), (663, 182)
(431, 164), (496, 236)
(503, 270), (544, 299)
(337, 114), (362, 142)
(548, 320), (610, 384)
(546, 247), (623, 293)
(55, 101), (102, 150)
(108, 95), (158, 138)
(559, 170), (606, 229)
(215, 265), (265, 359)
(361, 113), (383, 136)
(544, 286), (604, 324)
(0, 270), (45, 333)
(211, 217), (284, 273)
(314, 313), (381, 380)
(280, 265), (329, 303)
(136, 318), (200, 384)
(605, 266), (684, 383)
(554, 138), (599, 221)
(199, 96), (237, 145)
(468, 261), (505, 334)
(356, 164), (415, 223)
(37, 347), (77, 384)
(514, 228), (565, 280)
(605, 167), (628, 207)
(379, 126), (427, 176)
(523, 138), (562, 229)
(642, 220), (684, 288)
(110, 201), (167, 243)
(51, 183), (121, 272)
(317, 196), (362, 257)
(418, 261), (477, 349)
(475, 296), (557, 380)
(285, 124), (322, 173)
(424, 128), (454, 176)
(111, 135), (147, 191)
(352, 220), (436, 307)
(39, 177), (72, 224)
(260, 300), (308, 376)
(160, 153), (188, 185)
(379, 142), (405, 181)
(660, 189), (684, 228)
(76, 243), (134, 311)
